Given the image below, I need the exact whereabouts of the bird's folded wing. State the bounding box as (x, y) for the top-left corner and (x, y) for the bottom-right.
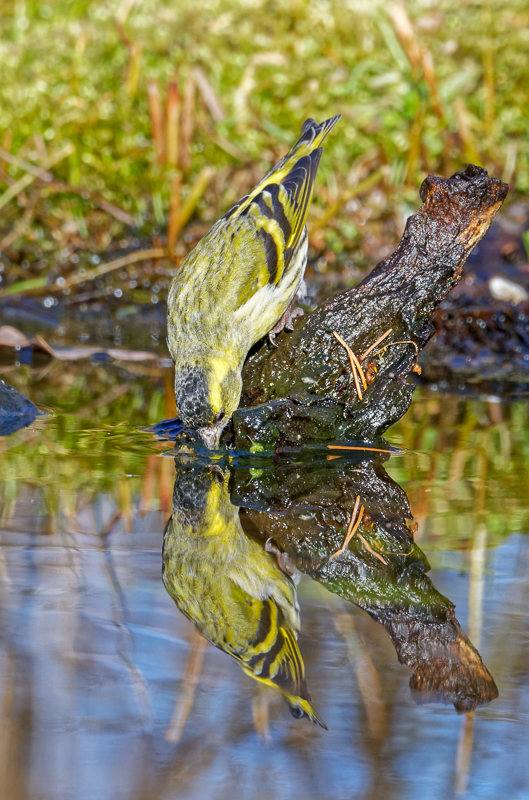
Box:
(219, 115), (341, 285)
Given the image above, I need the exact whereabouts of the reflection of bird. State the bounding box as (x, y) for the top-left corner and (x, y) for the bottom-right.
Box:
(162, 468), (326, 727)
(167, 115), (341, 449)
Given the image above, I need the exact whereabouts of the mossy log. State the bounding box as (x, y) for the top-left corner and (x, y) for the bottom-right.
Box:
(232, 166), (508, 450)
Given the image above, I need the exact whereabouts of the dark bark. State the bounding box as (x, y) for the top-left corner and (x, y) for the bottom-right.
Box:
(233, 166), (508, 450)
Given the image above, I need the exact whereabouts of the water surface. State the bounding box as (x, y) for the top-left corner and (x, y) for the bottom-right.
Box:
(1, 364), (528, 800)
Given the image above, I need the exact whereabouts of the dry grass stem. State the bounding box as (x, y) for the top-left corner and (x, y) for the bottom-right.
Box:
(330, 496), (363, 559)
(173, 166), (215, 240)
(125, 41), (143, 97)
(360, 329), (393, 361)
(57, 248), (167, 292)
(327, 445), (395, 453)
(192, 66), (225, 123)
(0, 192), (38, 252)
(147, 78), (165, 164)
(373, 339), (419, 358)
(0, 144), (74, 212)
(167, 172), (182, 252)
(308, 170), (384, 237)
(333, 331), (364, 399)
(180, 75), (196, 171)
(356, 533), (388, 565)
(41, 181), (135, 225)
(389, 4), (443, 120)
(166, 75), (180, 168)
(0, 148), (54, 182)
(165, 632), (207, 744)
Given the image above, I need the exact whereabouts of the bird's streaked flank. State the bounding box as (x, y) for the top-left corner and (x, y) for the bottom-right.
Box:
(167, 115), (341, 449)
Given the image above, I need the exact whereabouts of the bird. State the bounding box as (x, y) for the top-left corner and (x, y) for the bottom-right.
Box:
(167, 114), (341, 449)
(162, 466), (327, 728)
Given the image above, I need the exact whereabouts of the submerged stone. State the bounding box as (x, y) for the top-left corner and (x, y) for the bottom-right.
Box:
(0, 380), (39, 436)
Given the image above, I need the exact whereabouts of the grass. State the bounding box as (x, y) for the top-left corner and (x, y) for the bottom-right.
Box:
(0, 0), (528, 302)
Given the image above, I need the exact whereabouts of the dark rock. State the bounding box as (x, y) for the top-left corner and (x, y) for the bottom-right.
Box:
(0, 380), (39, 436)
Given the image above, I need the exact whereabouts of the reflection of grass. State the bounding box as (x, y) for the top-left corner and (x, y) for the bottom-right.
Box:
(388, 390), (529, 549)
(0, 362), (174, 530)
(2, 363), (527, 552)
(0, 0), (527, 295)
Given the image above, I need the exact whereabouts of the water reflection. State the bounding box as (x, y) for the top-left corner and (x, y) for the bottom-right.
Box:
(163, 466), (327, 727)
(2, 390), (528, 798)
(163, 452), (498, 726)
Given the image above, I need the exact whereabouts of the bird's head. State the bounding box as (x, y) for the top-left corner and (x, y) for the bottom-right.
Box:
(288, 697), (328, 729)
(174, 359), (242, 449)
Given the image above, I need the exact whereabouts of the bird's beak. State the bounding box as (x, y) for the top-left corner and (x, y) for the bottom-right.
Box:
(198, 425), (222, 450)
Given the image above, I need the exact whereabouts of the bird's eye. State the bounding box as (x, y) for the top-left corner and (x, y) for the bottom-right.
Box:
(214, 411), (225, 424)
(289, 706), (304, 719)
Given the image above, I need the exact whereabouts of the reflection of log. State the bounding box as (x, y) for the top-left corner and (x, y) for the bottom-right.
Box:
(233, 166), (507, 450)
(233, 455), (498, 712)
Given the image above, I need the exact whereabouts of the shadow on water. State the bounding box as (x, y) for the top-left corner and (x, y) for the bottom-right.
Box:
(163, 451), (498, 731)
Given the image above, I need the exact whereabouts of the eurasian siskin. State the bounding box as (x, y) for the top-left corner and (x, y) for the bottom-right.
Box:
(167, 115), (341, 448)
(162, 467), (327, 728)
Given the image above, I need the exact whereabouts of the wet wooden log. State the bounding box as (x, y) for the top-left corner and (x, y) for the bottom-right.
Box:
(233, 165), (508, 450)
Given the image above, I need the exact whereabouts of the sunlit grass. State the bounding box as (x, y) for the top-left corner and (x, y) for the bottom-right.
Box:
(0, 0), (527, 296)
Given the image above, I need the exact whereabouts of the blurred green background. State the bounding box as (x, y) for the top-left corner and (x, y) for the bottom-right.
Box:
(0, 0), (527, 295)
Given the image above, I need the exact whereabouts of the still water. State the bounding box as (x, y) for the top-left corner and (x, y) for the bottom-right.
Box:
(1, 361), (528, 800)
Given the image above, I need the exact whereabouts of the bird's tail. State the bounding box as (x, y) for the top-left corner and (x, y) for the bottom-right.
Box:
(240, 607), (327, 729)
(222, 115), (341, 230)
(263, 114), (342, 182)
(286, 694), (328, 730)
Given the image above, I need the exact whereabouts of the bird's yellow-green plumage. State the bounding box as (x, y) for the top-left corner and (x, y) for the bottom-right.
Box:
(162, 468), (327, 728)
(167, 115), (341, 448)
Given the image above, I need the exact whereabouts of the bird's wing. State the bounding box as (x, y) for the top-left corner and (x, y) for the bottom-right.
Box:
(170, 116), (341, 321)
(236, 597), (327, 728)
(218, 115), (341, 287)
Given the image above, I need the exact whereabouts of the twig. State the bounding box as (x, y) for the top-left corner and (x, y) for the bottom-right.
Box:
(55, 248), (167, 293)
